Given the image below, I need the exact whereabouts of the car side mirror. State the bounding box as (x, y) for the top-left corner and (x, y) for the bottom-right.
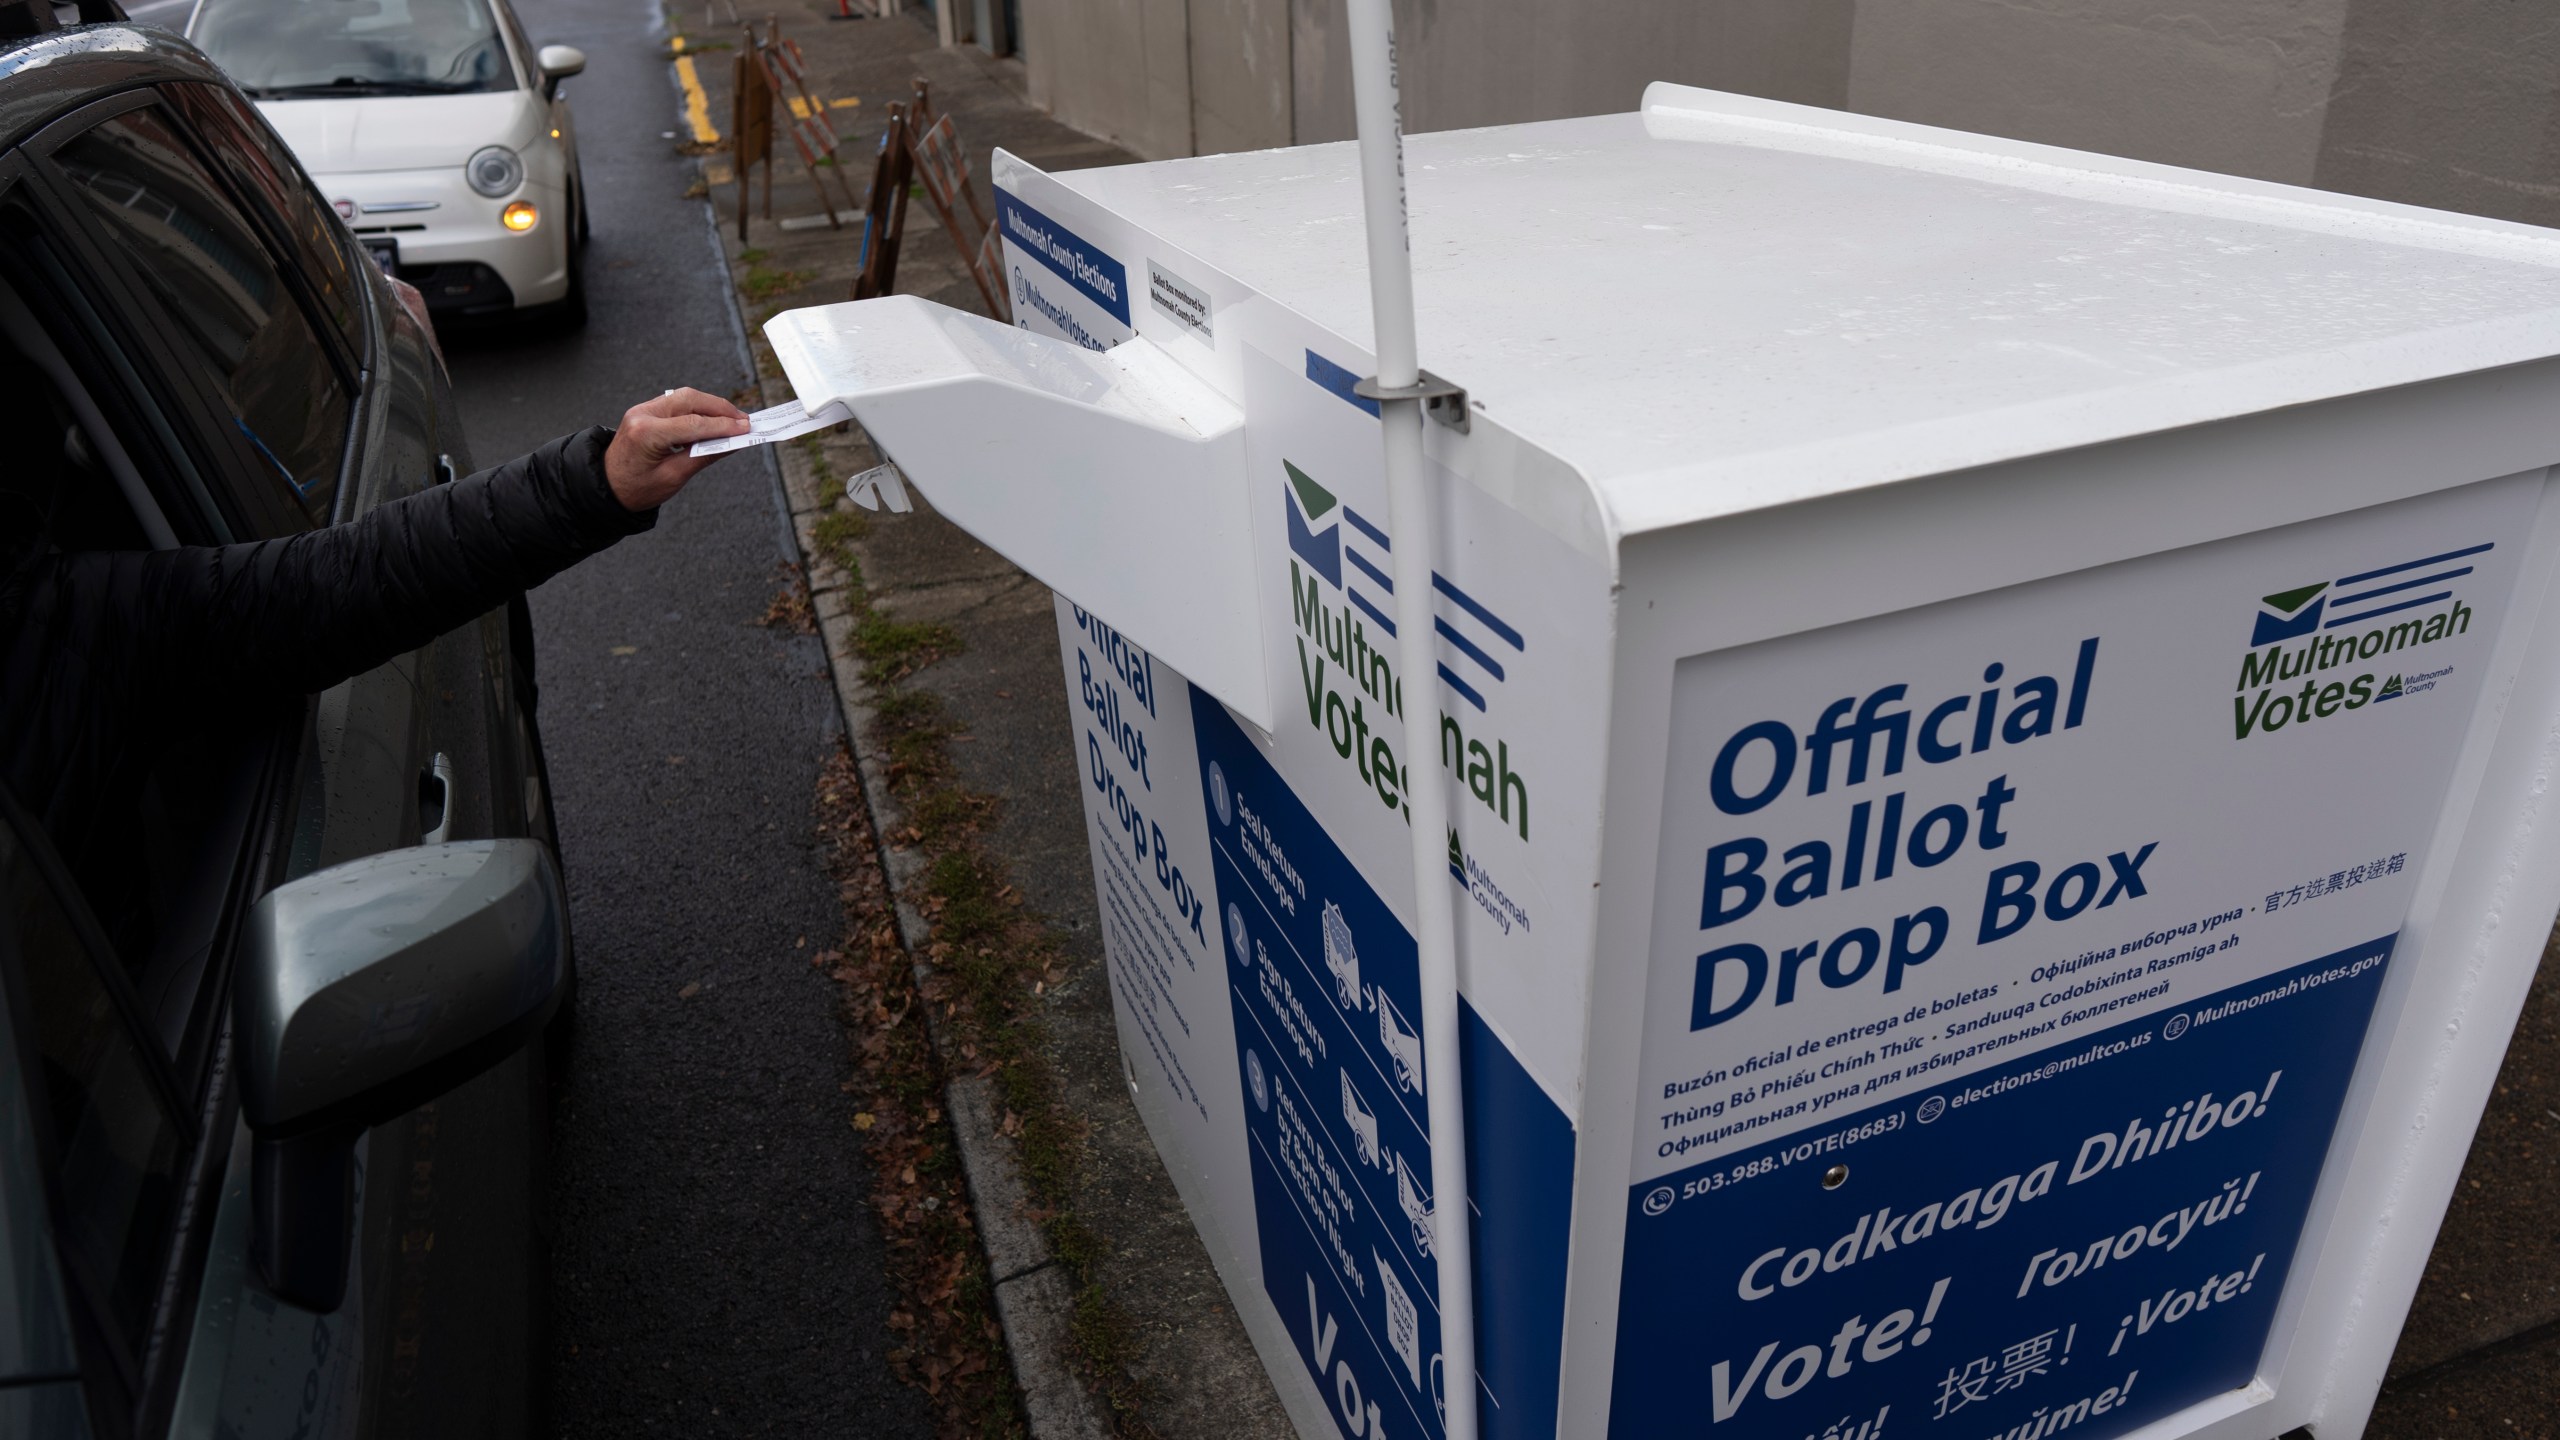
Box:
(537, 43), (585, 97)
(236, 840), (565, 1312)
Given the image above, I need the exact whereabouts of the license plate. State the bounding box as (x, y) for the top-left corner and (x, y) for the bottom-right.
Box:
(361, 235), (399, 274)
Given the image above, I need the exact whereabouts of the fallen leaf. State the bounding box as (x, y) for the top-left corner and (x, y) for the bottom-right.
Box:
(610, 645), (638, 656)
(678, 981), (702, 1000)
(665, 754), (685, 765)
(853, 1112), (877, 1131)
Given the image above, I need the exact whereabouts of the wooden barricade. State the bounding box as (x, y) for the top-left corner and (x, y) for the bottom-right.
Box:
(841, 78), (1011, 320)
(753, 20), (860, 228)
(850, 102), (913, 300)
(730, 40), (774, 239)
(907, 109), (1006, 320)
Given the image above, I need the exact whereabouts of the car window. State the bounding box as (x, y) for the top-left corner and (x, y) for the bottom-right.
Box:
(54, 107), (351, 526)
(1, 257), (291, 1080)
(0, 196), (237, 545)
(193, 0), (520, 98)
(495, 0), (538, 86)
(163, 82), (367, 370)
(0, 799), (187, 1408)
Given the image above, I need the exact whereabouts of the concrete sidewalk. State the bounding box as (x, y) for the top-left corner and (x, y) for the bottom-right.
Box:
(666, 9), (2560, 1435)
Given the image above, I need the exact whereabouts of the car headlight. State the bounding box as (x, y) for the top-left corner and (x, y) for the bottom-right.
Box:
(465, 145), (525, 198)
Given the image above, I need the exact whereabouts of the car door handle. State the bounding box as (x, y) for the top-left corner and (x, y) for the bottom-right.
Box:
(420, 752), (455, 844)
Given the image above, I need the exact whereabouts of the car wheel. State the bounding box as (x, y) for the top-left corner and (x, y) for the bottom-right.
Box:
(511, 594), (579, 1086)
(574, 167), (592, 249)
(534, 230), (588, 332)
(557, 249), (588, 329)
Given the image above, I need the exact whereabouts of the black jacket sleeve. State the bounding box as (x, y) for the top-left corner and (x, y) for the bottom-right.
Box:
(3, 426), (647, 849)
(155, 425), (648, 698)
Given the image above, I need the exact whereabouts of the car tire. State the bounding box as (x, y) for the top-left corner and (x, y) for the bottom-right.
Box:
(574, 167), (592, 250)
(556, 250), (588, 329)
(533, 232), (587, 332)
(512, 594), (580, 1087)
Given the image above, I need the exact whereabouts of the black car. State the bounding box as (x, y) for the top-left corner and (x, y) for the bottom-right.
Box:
(1, 14), (567, 1439)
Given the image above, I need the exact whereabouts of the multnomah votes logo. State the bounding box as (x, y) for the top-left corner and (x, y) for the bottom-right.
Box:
(1282, 459), (1525, 714)
(1280, 431), (1536, 851)
(2250, 581), (2330, 646)
(1284, 460), (1342, 587)
(2233, 542), (2490, 739)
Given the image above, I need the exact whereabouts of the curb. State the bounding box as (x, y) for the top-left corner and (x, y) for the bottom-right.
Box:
(778, 434), (1113, 1440)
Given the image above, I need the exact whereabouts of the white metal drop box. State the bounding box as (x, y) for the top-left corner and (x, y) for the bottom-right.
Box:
(765, 83), (2560, 1440)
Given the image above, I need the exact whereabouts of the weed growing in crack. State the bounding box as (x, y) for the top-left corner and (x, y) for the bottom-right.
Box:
(742, 265), (814, 301)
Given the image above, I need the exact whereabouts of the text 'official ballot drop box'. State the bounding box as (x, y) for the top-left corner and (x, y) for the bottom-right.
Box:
(764, 83), (2560, 1440)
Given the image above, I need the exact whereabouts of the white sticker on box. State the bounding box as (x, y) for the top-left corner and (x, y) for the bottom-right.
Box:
(1149, 258), (1214, 341)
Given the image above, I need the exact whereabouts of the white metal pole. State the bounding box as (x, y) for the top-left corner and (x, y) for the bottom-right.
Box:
(1344, 3), (1479, 1437)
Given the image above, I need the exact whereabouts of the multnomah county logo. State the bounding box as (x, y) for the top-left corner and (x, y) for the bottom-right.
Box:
(2232, 542), (2488, 740)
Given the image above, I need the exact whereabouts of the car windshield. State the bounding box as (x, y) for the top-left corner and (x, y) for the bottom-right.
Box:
(192, 0), (518, 97)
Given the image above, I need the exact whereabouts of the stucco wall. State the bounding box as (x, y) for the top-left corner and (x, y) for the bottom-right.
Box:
(1847, 0), (2351, 185)
(2315, 0), (2560, 228)
(1022, 0), (2560, 239)
(1020, 0), (1292, 160)
(1290, 0), (1853, 143)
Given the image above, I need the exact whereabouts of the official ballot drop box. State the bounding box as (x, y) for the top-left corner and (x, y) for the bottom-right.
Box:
(765, 83), (2560, 1440)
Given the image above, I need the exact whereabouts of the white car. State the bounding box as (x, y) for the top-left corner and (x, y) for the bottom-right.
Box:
(187, 0), (589, 323)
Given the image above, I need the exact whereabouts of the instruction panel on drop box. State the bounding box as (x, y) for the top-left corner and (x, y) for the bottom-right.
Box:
(1605, 473), (2536, 1438)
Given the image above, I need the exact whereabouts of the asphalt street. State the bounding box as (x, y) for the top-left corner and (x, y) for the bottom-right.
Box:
(433, 0), (927, 1431)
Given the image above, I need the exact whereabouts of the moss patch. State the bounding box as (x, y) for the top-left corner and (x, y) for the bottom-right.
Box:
(742, 265), (816, 301)
(743, 235), (1159, 1438)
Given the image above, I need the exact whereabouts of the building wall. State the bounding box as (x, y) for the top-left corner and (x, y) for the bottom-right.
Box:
(1019, 0), (1292, 161)
(2314, 0), (2560, 229)
(1019, 0), (2560, 233)
(1289, 0), (1855, 144)
(1845, 0), (2352, 185)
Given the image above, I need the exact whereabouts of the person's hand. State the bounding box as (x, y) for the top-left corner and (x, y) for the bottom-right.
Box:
(603, 388), (753, 511)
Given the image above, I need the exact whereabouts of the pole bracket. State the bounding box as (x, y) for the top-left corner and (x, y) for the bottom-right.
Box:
(1355, 370), (1470, 434)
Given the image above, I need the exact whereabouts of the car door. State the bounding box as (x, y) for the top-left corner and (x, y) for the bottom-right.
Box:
(0, 116), (295, 1435)
(4, 88), (544, 1439)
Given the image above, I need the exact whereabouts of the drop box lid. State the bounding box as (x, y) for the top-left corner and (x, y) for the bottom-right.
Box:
(1045, 83), (2560, 542)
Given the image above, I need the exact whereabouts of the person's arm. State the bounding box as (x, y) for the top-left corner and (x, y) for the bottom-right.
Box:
(160, 387), (750, 699)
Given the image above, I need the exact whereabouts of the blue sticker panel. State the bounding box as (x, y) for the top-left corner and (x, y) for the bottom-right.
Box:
(1195, 694), (1573, 1440)
(1307, 349), (1384, 417)
(1610, 936), (2394, 1440)
(994, 188), (1131, 325)
(1463, 999), (1573, 1440)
